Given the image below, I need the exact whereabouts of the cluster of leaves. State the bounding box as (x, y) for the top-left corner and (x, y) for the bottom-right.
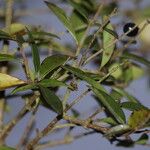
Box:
(0, 0), (150, 149)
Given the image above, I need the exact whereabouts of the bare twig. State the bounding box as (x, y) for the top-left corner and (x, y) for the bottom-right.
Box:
(35, 131), (96, 150)
(63, 115), (108, 133)
(84, 20), (149, 65)
(0, 93), (38, 141)
(75, 4), (103, 56)
(16, 112), (36, 150)
(0, 0), (14, 144)
(19, 46), (31, 81)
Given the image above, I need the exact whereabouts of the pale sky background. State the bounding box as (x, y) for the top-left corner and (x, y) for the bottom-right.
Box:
(0, 0), (150, 150)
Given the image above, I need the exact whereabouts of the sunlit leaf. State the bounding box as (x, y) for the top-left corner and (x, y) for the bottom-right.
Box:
(128, 109), (150, 130)
(70, 10), (87, 43)
(105, 124), (131, 138)
(45, 1), (78, 43)
(39, 55), (68, 80)
(122, 52), (150, 67)
(108, 63), (122, 79)
(0, 73), (25, 91)
(93, 88), (126, 124)
(27, 28), (40, 74)
(101, 21), (115, 68)
(39, 86), (63, 114)
(0, 146), (15, 150)
(2, 23), (26, 36)
(0, 53), (21, 62)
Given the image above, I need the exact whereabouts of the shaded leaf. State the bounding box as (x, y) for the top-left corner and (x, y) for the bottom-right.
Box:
(93, 88), (126, 124)
(101, 21), (115, 68)
(98, 117), (118, 126)
(12, 79), (67, 94)
(0, 73), (25, 91)
(45, 1), (78, 43)
(11, 84), (37, 94)
(62, 65), (106, 92)
(135, 133), (149, 145)
(112, 87), (139, 103)
(39, 55), (68, 80)
(27, 28), (40, 74)
(39, 86), (63, 114)
(121, 102), (147, 111)
(128, 109), (150, 130)
(68, 0), (88, 20)
(38, 79), (67, 87)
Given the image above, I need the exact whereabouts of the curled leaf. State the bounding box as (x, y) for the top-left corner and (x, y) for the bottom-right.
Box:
(0, 73), (25, 91)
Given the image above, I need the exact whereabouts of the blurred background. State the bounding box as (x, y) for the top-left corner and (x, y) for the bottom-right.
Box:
(0, 0), (150, 150)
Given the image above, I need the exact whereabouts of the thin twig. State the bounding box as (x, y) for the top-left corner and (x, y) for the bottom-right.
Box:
(35, 131), (96, 150)
(79, 8), (117, 66)
(19, 46), (31, 81)
(0, 0), (14, 144)
(16, 112), (36, 150)
(0, 93), (38, 141)
(63, 115), (108, 133)
(75, 4), (103, 56)
(84, 20), (149, 65)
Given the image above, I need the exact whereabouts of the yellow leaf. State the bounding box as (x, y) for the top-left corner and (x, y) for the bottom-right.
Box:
(2, 23), (27, 36)
(108, 63), (122, 79)
(128, 109), (150, 130)
(0, 73), (25, 91)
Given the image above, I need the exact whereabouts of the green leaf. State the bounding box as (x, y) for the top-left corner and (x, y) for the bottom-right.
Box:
(11, 84), (37, 94)
(62, 65), (106, 92)
(128, 109), (150, 129)
(0, 53), (21, 62)
(2, 23), (26, 35)
(67, 0), (88, 20)
(0, 73), (25, 91)
(121, 102), (147, 111)
(39, 86), (63, 114)
(31, 31), (60, 39)
(108, 63), (122, 79)
(70, 10), (87, 43)
(101, 21), (115, 68)
(0, 146), (15, 150)
(39, 55), (68, 80)
(38, 79), (67, 87)
(98, 117), (118, 126)
(27, 28), (40, 74)
(93, 88), (126, 124)
(0, 30), (14, 40)
(112, 87), (139, 103)
(45, 1), (78, 43)
(122, 52), (150, 67)
(105, 124), (131, 138)
(135, 133), (149, 145)
(11, 79), (67, 94)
